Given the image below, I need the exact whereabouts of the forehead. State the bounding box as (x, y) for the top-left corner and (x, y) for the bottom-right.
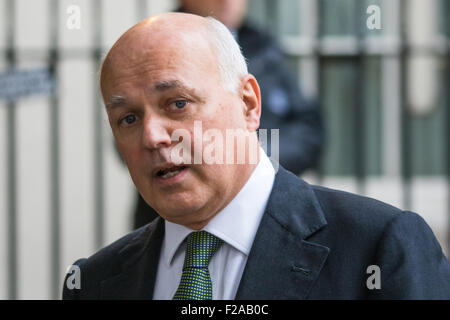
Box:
(100, 28), (220, 94)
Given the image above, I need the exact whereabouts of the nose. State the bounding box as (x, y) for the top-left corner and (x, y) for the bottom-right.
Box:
(141, 114), (172, 150)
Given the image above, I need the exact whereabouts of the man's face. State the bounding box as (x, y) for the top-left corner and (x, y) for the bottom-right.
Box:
(101, 22), (259, 229)
(181, 0), (248, 29)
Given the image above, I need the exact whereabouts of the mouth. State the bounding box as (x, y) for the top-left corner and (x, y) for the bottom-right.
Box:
(155, 165), (188, 181)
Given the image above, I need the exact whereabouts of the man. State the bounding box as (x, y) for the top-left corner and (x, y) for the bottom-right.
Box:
(133, 0), (324, 229)
(63, 13), (450, 299)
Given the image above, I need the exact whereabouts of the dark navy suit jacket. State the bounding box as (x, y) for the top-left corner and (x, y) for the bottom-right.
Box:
(62, 167), (450, 299)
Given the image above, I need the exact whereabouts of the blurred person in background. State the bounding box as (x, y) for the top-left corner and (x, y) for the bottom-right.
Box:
(132, 0), (324, 229)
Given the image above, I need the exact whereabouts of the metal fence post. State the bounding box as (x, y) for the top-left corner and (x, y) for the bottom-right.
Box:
(6, 0), (17, 300)
(93, 0), (105, 250)
(49, 0), (61, 300)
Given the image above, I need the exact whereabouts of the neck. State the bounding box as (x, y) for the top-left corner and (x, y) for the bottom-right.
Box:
(187, 162), (259, 230)
(179, 145), (261, 230)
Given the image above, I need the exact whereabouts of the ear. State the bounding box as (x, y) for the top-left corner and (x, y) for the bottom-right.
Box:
(240, 74), (261, 132)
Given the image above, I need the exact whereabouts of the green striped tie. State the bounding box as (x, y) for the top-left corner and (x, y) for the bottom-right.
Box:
(173, 231), (224, 300)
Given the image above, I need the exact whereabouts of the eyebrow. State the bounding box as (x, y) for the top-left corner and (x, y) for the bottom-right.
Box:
(154, 80), (183, 91)
(105, 80), (200, 109)
(106, 95), (127, 109)
(154, 80), (197, 94)
(153, 80), (203, 102)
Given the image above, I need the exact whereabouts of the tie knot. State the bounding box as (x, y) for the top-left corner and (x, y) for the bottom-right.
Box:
(184, 231), (223, 268)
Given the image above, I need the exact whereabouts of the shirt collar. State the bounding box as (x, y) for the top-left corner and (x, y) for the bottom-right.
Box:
(162, 147), (276, 267)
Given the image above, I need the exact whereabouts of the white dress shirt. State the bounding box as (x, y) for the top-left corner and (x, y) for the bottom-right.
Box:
(153, 148), (276, 299)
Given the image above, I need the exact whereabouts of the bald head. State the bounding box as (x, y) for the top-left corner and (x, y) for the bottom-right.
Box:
(100, 13), (247, 96)
(99, 12), (261, 229)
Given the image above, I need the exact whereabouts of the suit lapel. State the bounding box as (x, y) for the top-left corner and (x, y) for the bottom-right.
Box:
(100, 217), (164, 299)
(235, 167), (330, 299)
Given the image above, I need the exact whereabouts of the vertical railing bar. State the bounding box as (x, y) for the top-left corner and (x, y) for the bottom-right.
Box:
(299, 0), (321, 184)
(316, 0), (325, 183)
(299, 0), (320, 97)
(445, 0), (450, 258)
(265, 0), (278, 37)
(381, 0), (402, 181)
(6, 0), (17, 300)
(354, 0), (366, 195)
(399, 0), (412, 210)
(137, 0), (148, 20)
(49, 0), (61, 299)
(93, 0), (105, 249)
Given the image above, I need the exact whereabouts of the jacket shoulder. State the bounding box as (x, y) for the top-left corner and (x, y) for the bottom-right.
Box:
(311, 184), (403, 231)
(62, 220), (159, 299)
(88, 222), (152, 264)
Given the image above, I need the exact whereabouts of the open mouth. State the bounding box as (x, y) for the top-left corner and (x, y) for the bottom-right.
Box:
(156, 165), (188, 179)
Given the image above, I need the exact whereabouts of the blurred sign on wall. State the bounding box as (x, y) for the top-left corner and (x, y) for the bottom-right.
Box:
(0, 68), (55, 100)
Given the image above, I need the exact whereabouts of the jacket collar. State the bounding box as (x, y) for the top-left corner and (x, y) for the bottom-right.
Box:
(265, 166), (327, 239)
(99, 217), (164, 299)
(235, 166), (329, 299)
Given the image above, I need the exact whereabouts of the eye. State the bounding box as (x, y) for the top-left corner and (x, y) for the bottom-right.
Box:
(171, 100), (188, 110)
(120, 114), (137, 126)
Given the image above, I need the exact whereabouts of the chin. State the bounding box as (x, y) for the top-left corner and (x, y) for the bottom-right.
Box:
(154, 198), (202, 219)
(158, 206), (205, 226)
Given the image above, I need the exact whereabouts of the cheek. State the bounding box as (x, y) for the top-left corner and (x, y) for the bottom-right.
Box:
(209, 102), (245, 129)
(191, 165), (227, 200)
(223, 100), (247, 126)
(117, 143), (144, 175)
